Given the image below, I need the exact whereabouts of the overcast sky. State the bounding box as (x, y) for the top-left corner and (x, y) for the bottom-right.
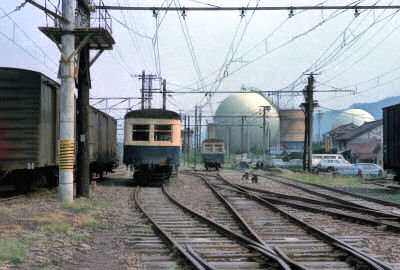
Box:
(1, 0), (400, 121)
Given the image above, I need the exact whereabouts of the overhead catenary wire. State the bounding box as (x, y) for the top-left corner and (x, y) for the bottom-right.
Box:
(0, 1), (27, 19)
(0, 4), (58, 68)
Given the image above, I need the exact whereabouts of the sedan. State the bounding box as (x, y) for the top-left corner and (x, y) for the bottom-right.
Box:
(336, 163), (384, 179)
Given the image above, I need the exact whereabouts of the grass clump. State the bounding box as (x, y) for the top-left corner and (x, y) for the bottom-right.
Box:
(61, 200), (92, 214)
(375, 192), (400, 204)
(71, 232), (86, 242)
(0, 238), (26, 264)
(42, 221), (69, 236)
(81, 215), (102, 228)
(274, 171), (360, 186)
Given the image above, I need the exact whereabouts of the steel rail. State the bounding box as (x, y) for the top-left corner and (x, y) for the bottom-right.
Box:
(134, 186), (208, 270)
(231, 181), (400, 218)
(266, 172), (400, 208)
(249, 188), (400, 232)
(222, 181), (400, 231)
(162, 183), (292, 270)
(192, 173), (306, 270)
(217, 173), (394, 270)
(243, 170), (373, 209)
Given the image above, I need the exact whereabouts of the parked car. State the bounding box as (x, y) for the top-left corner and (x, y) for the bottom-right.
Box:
(287, 159), (302, 170)
(267, 159), (285, 168)
(335, 163), (385, 179)
(312, 154), (347, 168)
(316, 159), (351, 173)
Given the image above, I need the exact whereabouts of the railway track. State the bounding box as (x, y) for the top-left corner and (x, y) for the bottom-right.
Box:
(222, 173), (400, 232)
(209, 172), (398, 269)
(135, 186), (292, 269)
(261, 172), (400, 214)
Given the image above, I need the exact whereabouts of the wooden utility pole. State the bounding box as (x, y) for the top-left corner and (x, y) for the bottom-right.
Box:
(76, 44), (90, 197)
(241, 116), (245, 153)
(76, 1), (91, 198)
(187, 116), (190, 165)
(301, 74), (317, 172)
(317, 110), (323, 143)
(148, 75), (152, 109)
(261, 106), (271, 168)
(141, 70), (145, 109)
(227, 126), (231, 157)
(162, 79), (166, 110)
(183, 115), (186, 165)
(194, 107), (198, 166)
(199, 108), (202, 150)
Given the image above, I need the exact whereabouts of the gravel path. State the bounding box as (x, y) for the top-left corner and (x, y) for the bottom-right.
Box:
(0, 169), (171, 269)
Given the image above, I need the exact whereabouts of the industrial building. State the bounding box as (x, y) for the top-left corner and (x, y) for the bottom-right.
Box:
(279, 109), (305, 158)
(213, 92), (280, 154)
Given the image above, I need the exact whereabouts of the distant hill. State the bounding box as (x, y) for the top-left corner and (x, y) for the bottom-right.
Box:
(313, 96), (400, 140)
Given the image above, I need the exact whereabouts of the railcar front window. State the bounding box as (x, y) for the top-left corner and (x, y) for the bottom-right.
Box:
(214, 144), (223, 152)
(204, 144), (213, 152)
(154, 125), (172, 141)
(132, 125), (149, 141)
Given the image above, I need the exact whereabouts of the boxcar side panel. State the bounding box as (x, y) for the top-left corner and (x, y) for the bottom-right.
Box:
(38, 78), (58, 167)
(383, 104), (400, 170)
(98, 113), (108, 162)
(0, 68), (41, 170)
(88, 106), (98, 163)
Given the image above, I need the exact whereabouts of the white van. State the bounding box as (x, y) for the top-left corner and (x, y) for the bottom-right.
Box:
(312, 154), (348, 168)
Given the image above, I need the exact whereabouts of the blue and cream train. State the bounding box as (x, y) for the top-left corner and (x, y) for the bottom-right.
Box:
(201, 139), (225, 171)
(123, 109), (181, 184)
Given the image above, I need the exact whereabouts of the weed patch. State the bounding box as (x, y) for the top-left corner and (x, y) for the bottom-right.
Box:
(61, 200), (92, 214)
(0, 238), (26, 264)
(272, 171), (360, 186)
(42, 221), (69, 236)
(81, 215), (102, 228)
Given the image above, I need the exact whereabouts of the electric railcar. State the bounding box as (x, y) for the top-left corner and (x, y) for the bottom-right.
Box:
(201, 139), (225, 170)
(123, 109), (181, 184)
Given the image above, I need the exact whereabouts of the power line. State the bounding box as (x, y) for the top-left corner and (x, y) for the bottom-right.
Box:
(0, 4), (58, 68)
(0, 1), (27, 19)
(97, 5), (400, 11)
(0, 29), (57, 75)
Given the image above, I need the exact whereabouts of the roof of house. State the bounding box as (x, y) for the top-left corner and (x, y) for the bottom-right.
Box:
(323, 123), (358, 137)
(336, 120), (382, 141)
(350, 141), (380, 160)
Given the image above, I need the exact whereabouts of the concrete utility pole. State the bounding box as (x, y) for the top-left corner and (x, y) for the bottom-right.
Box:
(261, 106), (271, 168)
(141, 70), (145, 109)
(162, 79), (166, 110)
(59, 0), (76, 203)
(301, 74), (318, 172)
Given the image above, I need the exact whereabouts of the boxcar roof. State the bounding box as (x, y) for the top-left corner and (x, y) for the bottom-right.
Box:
(202, 138), (224, 143)
(383, 103), (400, 111)
(0, 67), (59, 88)
(125, 109), (180, 120)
